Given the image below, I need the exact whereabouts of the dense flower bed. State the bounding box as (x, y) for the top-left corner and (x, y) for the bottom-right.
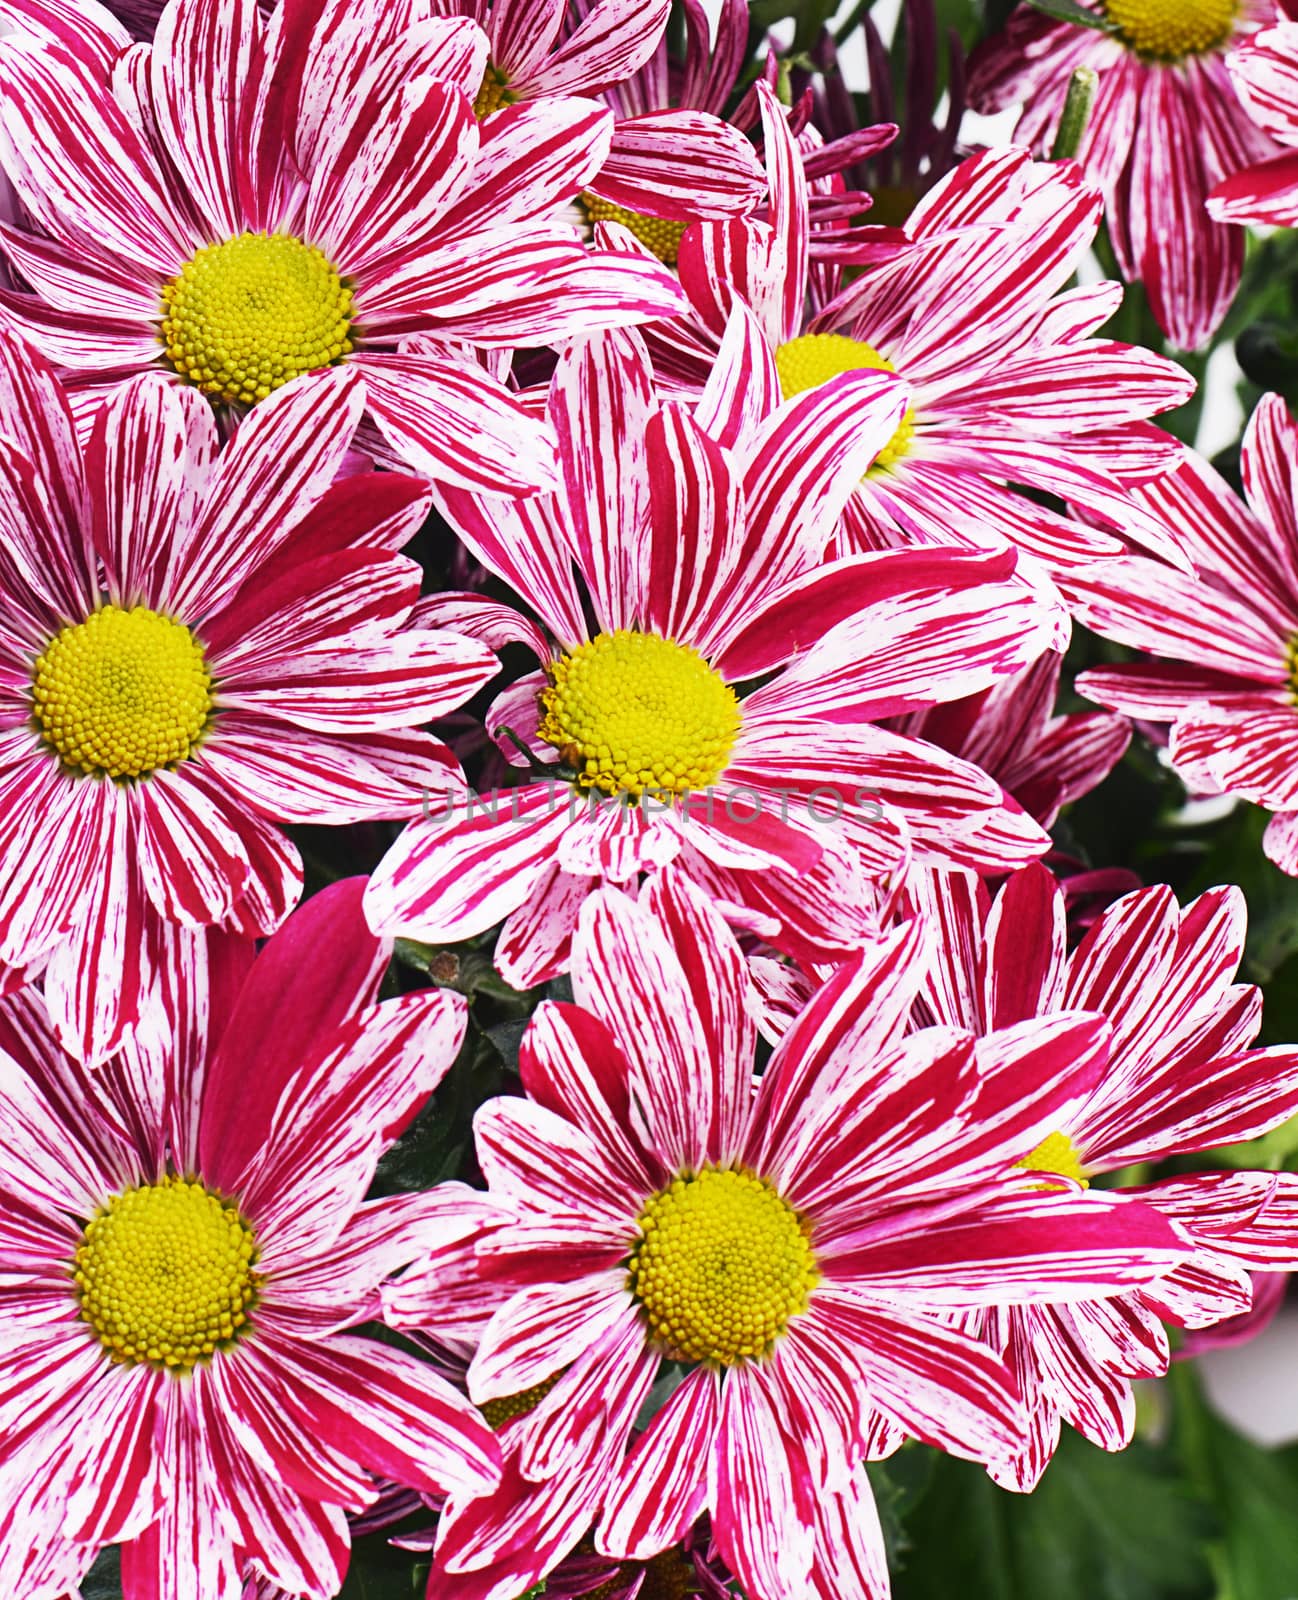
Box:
(4, 0), (1298, 1596)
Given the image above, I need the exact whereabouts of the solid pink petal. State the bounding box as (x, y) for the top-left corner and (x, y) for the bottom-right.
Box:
(982, 862), (1068, 1027)
(197, 876), (387, 1185)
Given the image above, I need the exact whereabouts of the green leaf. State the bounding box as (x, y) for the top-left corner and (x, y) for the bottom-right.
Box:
(893, 1429), (1214, 1600)
(1185, 804), (1298, 984)
(1173, 1364), (1298, 1600)
(369, 1027), (507, 1194)
(338, 1528), (430, 1598)
(1024, 0), (1112, 28)
(80, 1547), (122, 1600)
(868, 1445), (939, 1568)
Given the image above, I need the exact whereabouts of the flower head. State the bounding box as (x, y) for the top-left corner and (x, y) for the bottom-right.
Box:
(390, 872), (1187, 1600)
(1068, 395), (1298, 876)
(0, 331), (498, 1063)
(968, 0), (1283, 349)
(0, 880), (503, 1597)
(364, 323), (1064, 987)
(914, 862), (1298, 1489)
(640, 90), (1195, 585)
(0, 0), (687, 490)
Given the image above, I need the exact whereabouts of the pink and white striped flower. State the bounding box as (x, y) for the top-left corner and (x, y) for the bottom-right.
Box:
(889, 649), (1131, 830)
(1211, 20), (1298, 225)
(0, 0), (686, 490)
(643, 94), (1196, 582)
(0, 335), (498, 1064)
(0, 879), (503, 1600)
(1066, 396), (1298, 875)
(914, 863), (1298, 1491)
(363, 325), (1065, 988)
(431, 0), (763, 263)
(421, 873), (1187, 1600)
(968, 0), (1284, 349)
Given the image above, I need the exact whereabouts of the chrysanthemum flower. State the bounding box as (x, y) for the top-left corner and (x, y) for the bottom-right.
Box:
(426, 874), (1187, 1600)
(913, 863), (1298, 1491)
(968, 0), (1283, 350)
(0, 879), (503, 1599)
(644, 89), (1195, 580)
(1065, 396), (1298, 874)
(1210, 20), (1298, 224)
(890, 650), (1131, 829)
(0, 0), (686, 490)
(433, 0), (763, 265)
(0, 335), (497, 1063)
(364, 323), (1064, 986)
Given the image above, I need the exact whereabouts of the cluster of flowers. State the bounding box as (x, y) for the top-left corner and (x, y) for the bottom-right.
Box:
(7, 0), (1298, 1595)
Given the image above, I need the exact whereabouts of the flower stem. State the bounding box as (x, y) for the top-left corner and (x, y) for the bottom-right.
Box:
(1050, 67), (1100, 161)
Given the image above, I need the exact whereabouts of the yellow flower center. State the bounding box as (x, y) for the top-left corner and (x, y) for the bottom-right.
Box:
(628, 1167), (819, 1366)
(160, 231), (354, 407)
(1104, 0), (1237, 60)
(538, 630), (741, 799)
(474, 62), (517, 117)
(579, 195), (689, 265)
(32, 604), (213, 780)
(1015, 1130), (1090, 1188)
(74, 1175), (259, 1371)
(775, 333), (915, 471)
(480, 1375), (559, 1429)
